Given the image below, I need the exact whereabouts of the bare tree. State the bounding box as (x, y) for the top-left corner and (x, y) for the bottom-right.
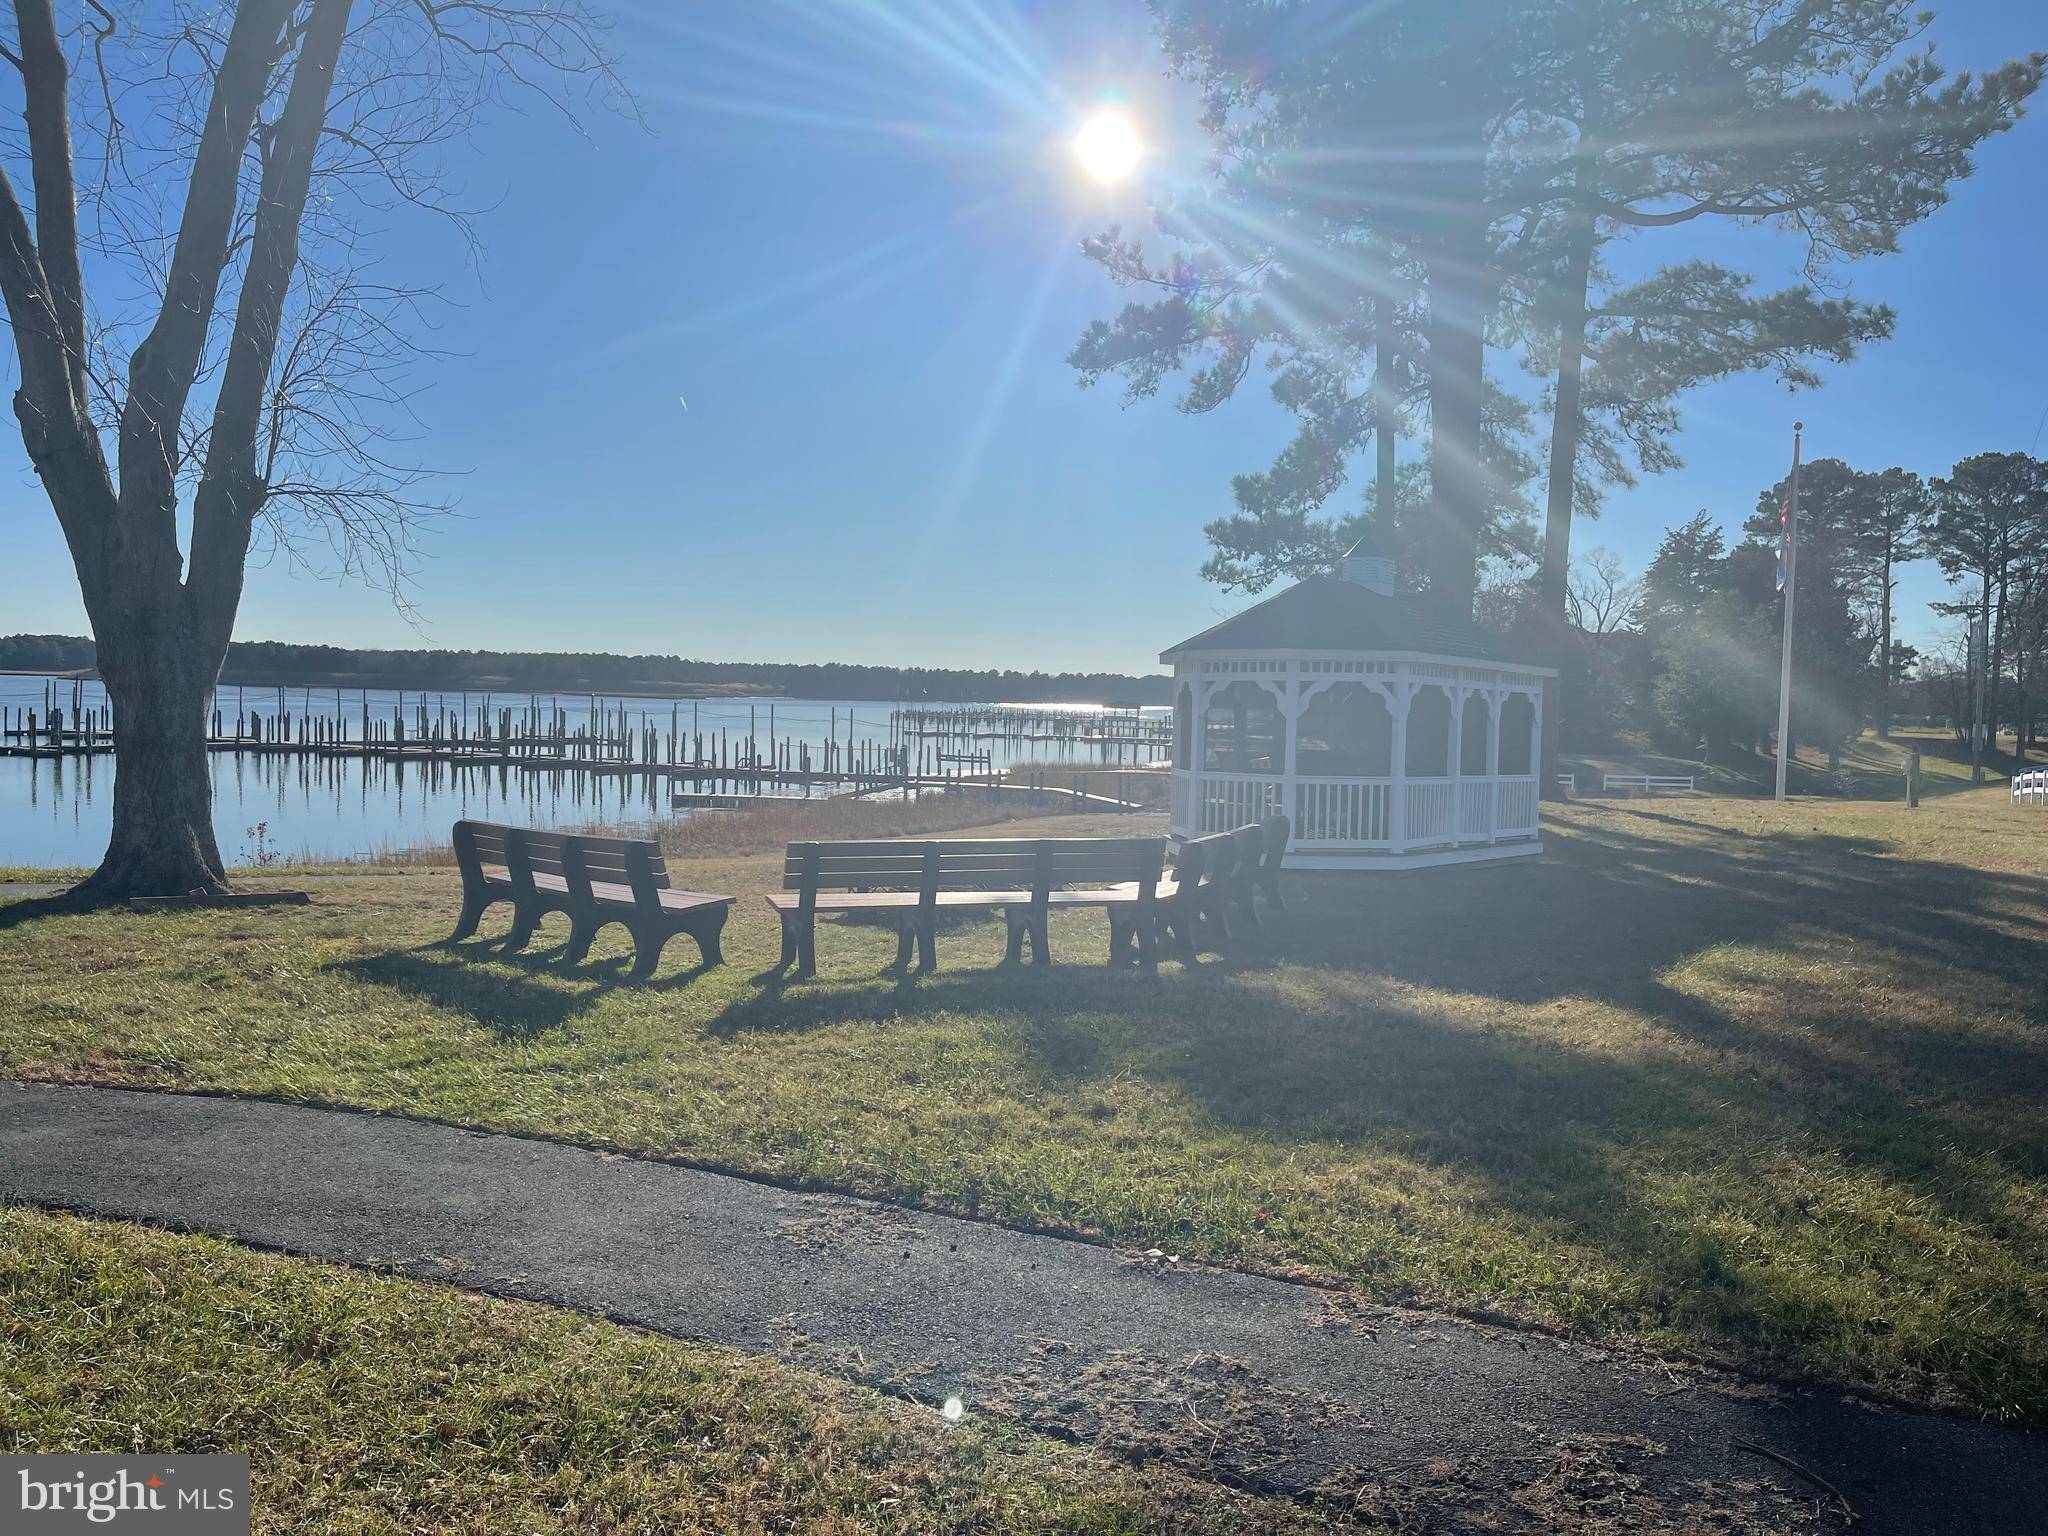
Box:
(1564, 546), (1641, 638)
(0, 0), (624, 897)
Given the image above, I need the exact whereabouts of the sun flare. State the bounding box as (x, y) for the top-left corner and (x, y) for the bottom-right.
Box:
(1074, 111), (1141, 184)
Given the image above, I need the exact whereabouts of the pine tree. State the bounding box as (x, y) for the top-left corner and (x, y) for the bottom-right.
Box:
(1929, 454), (2048, 757)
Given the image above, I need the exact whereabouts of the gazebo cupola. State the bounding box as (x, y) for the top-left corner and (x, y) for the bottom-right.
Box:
(1164, 540), (1554, 871)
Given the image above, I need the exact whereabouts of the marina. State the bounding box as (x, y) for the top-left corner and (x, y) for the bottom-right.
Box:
(0, 676), (1168, 867)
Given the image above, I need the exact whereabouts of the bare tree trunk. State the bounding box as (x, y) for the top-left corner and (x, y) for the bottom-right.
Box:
(1537, 214), (1596, 800)
(81, 620), (227, 897)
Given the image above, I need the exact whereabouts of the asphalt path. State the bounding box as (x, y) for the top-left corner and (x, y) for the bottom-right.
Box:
(3, 1081), (2040, 1532)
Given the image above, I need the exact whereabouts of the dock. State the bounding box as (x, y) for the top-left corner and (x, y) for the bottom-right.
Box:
(4, 686), (1166, 813)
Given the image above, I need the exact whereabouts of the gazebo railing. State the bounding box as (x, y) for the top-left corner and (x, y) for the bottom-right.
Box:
(1458, 779), (1494, 841)
(1496, 776), (1539, 836)
(1175, 770), (1543, 850)
(1192, 771), (1284, 834)
(1294, 777), (1393, 844)
(1404, 777), (1458, 848)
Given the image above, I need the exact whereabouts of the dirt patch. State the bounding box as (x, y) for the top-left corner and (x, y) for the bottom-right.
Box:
(1318, 1433), (1824, 1534)
(974, 1339), (1374, 1478)
(775, 1194), (926, 1255)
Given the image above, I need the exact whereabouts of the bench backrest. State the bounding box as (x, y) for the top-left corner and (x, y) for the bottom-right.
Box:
(1173, 830), (1236, 886)
(454, 820), (669, 904)
(782, 837), (1164, 909)
(1259, 815), (1290, 879)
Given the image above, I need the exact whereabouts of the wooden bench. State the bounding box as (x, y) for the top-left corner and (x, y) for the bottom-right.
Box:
(767, 837), (1167, 977)
(451, 820), (734, 981)
(1166, 815), (1290, 949)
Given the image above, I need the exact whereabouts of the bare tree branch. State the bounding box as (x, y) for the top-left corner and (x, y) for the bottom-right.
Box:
(115, 0), (293, 563)
(189, 0), (355, 646)
(10, 0), (86, 400)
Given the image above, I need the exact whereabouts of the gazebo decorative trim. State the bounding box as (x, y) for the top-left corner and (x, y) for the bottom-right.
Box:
(1162, 569), (1554, 872)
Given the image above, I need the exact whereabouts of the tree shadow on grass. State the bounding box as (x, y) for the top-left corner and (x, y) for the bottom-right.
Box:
(0, 893), (92, 931)
(340, 946), (602, 1038)
(698, 806), (2048, 1342)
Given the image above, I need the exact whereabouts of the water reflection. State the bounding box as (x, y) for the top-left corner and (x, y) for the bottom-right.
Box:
(0, 748), (697, 868)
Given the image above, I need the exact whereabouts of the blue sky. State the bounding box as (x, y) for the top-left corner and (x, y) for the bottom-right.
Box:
(2, 0), (2043, 676)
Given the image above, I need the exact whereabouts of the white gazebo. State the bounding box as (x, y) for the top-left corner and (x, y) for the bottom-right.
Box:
(1164, 540), (1554, 871)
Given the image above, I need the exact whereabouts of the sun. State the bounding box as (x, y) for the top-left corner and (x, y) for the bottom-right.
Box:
(1074, 111), (1141, 184)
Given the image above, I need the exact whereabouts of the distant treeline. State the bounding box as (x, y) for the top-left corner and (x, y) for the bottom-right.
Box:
(0, 634), (1170, 705)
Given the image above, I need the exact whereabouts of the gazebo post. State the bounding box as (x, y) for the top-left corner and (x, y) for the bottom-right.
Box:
(1281, 664), (1300, 829)
(1528, 693), (1544, 796)
(1389, 677), (1410, 855)
(1487, 689), (1503, 841)
(1448, 682), (1465, 841)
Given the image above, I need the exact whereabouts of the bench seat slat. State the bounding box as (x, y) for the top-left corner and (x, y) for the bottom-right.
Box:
(585, 880), (734, 913)
(767, 890), (1035, 912)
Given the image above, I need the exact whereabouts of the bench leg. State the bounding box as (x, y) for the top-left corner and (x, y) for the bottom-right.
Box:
(916, 913), (938, 972)
(690, 906), (728, 968)
(1108, 909), (1135, 967)
(626, 923), (669, 983)
(1136, 909), (1159, 974)
(776, 909), (816, 978)
(562, 913), (601, 967)
(891, 917), (916, 972)
(1032, 907), (1051, 967)
(1236, 876), (1261, 933)
(503, 902), (540, 954)
(450, 889), (492, 943)
(1201, 891), (1233, 945)
(1003, 909), (1029, 966)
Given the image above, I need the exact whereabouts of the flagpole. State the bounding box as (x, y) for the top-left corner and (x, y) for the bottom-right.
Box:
(1773, 422), (1804, 802)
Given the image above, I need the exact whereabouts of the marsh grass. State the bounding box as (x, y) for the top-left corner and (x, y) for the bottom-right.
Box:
(2, 796), (2044, 1421)
(0, 1206), (1353, 1535)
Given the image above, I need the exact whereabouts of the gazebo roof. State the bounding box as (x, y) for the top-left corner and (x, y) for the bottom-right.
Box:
(1161, 575), (1530, 665)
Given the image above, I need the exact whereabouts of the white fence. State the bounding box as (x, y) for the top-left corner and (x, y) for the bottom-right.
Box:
(2015, 769), (2048, 806)
(1603, 774), (1696, 795)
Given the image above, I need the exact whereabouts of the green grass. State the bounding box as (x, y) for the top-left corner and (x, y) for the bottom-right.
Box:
(3, 796), (2045, 1422)
(0, 1206), (1352, 1534)
(1566, 728), (2019, 801)
(0, 866), (86, 885)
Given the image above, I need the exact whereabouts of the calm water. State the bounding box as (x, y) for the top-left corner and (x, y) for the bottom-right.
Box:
(1, 677), (1163, 868)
